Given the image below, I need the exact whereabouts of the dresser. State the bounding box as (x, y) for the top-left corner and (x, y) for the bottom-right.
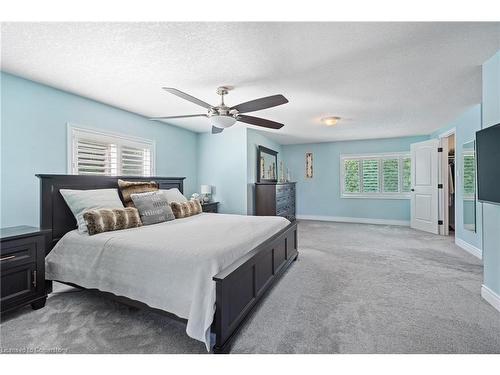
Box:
(1, 226), (50, 315)
(255, 182), (296, 221)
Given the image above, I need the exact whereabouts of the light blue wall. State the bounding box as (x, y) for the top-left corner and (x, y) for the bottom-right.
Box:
(246, 129), (282, 215)
(481, 51), (500, 296)
(430, 105), (483, 251)
(281, 136), (428, 222)
(0, 72), (199, 228)
(197, 126), (247, 215)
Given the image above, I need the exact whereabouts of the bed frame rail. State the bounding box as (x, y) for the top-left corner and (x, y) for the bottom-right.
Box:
(212, 221), (298, 353)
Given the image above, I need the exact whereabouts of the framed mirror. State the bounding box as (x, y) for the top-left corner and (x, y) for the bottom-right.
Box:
(257, 145), (278, 183)
(462, 140), (476, 232)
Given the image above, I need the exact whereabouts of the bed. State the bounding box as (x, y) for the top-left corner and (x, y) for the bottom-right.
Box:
(38, 174), (298, 353)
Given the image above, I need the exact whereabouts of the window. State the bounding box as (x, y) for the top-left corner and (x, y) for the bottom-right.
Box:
(68, 125), (155, 176)
(341, 153), (411, 199)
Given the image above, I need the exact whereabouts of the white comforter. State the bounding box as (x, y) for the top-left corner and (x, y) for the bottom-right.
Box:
(45, 213), (290, 350)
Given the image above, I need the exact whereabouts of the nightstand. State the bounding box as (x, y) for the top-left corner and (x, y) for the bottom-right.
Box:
(1, 226), (51, 316)
(201, 201), (219, 213)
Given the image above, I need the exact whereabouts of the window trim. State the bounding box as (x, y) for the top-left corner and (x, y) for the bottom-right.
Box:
(67, 123), (156, 176)
(340, 152), (411, 200)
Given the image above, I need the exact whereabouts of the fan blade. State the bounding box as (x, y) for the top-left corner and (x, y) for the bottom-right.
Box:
(149, 114), (208, 120)
(211, 126), (224, 134)
(237, 115), (284, 129)
(162, 88), (213, 109)
(231, 94), (288, 113)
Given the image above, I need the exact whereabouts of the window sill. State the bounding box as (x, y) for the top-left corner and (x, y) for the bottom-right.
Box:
(341, 194), (410, 200)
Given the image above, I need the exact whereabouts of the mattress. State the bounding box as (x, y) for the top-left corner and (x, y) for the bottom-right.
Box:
(45, 213), (290, 350)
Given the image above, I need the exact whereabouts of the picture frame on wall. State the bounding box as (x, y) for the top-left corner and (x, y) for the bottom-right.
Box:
(305, 152), (313, 178)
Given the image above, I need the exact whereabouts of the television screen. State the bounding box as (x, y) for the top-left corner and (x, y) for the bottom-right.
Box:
(476, 123), (500, 204)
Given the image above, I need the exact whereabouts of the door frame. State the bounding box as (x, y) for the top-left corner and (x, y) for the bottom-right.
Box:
(437, 127), (456, 236)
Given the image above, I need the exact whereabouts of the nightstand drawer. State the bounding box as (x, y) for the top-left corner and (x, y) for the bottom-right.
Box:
(202, 202), (219, 213)
(1, 237), (39, 270)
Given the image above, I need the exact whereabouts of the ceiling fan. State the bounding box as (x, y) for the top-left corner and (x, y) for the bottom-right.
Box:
(150, 86), (288, 134)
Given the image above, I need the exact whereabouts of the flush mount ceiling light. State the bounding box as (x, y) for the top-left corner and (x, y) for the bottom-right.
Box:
(321, 116), (341, 126)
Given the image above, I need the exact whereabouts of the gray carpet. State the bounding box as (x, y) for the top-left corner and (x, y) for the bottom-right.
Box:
(1, 221), (499, 353)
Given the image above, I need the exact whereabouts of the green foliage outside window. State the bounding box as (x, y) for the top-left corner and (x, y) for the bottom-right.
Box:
(344, 159), (360, 193)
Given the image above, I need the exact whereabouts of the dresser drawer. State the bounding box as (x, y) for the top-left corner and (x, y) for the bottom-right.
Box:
(276, 194), (289, 207)
(0, 237), (39, 270)
(276, 184), (294, 195)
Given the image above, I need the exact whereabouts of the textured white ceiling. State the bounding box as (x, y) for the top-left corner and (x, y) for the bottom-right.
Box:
(2, 22), (499, 144)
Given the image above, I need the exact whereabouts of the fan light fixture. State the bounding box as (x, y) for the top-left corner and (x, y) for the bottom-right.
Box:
(322, 116), (341, 126)
(210, 115), (237, 129)
(149, 86), (288, 134)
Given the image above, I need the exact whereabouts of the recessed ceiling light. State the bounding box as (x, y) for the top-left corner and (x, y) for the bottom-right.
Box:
(321, 116), (341, 126)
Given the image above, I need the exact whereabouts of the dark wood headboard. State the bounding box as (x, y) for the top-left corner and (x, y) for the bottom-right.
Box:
(36, 174), (185, 251)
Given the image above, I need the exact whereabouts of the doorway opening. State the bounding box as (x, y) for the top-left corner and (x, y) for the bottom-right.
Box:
(438, 129), (456, 237)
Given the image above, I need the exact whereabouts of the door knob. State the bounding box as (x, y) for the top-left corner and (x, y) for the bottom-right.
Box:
(411, 188), (415, 192)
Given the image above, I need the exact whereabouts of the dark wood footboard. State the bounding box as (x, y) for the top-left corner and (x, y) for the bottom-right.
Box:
(212, 221), (298, 353)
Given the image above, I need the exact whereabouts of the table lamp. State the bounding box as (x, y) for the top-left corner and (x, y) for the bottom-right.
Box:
(200, 185), (212, 203)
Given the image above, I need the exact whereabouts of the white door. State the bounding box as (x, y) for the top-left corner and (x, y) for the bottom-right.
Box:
(410, 139), (439, 234)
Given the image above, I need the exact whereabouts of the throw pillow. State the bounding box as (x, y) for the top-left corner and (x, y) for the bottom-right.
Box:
(130, 191), (175, 225)
(118, 179), (159, 207)
(170, 199), (202, 219)
(83, 207), (142, 235)
(60, 188), (124, 234)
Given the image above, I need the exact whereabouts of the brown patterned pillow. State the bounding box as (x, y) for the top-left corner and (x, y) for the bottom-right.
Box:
(170, 199), (202, 219)
(83, 207), (142, 235)
(118, 179), (159, 207)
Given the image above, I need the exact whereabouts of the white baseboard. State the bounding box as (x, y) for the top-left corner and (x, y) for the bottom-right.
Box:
(481, 285), (500, 313)
(455, 238), (482, 260)
(296, 215), (410, 226)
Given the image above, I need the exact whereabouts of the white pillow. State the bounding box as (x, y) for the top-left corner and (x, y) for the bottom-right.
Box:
(60, 188), (124, 233)
(161, 188), (188, 203)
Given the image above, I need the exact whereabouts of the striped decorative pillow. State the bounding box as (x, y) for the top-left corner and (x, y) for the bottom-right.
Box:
(83, 207), (142, 235)
(170, 199), (202, 219)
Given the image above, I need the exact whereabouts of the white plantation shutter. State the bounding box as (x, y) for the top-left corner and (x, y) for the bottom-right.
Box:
(362, 159), (379, 193)
(382, 158), (399, 193)
(70, 125), (154, 176)
(75, 139), (117, 175)
(121, 145), (152, 176)
(341, 153), (410, 198)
